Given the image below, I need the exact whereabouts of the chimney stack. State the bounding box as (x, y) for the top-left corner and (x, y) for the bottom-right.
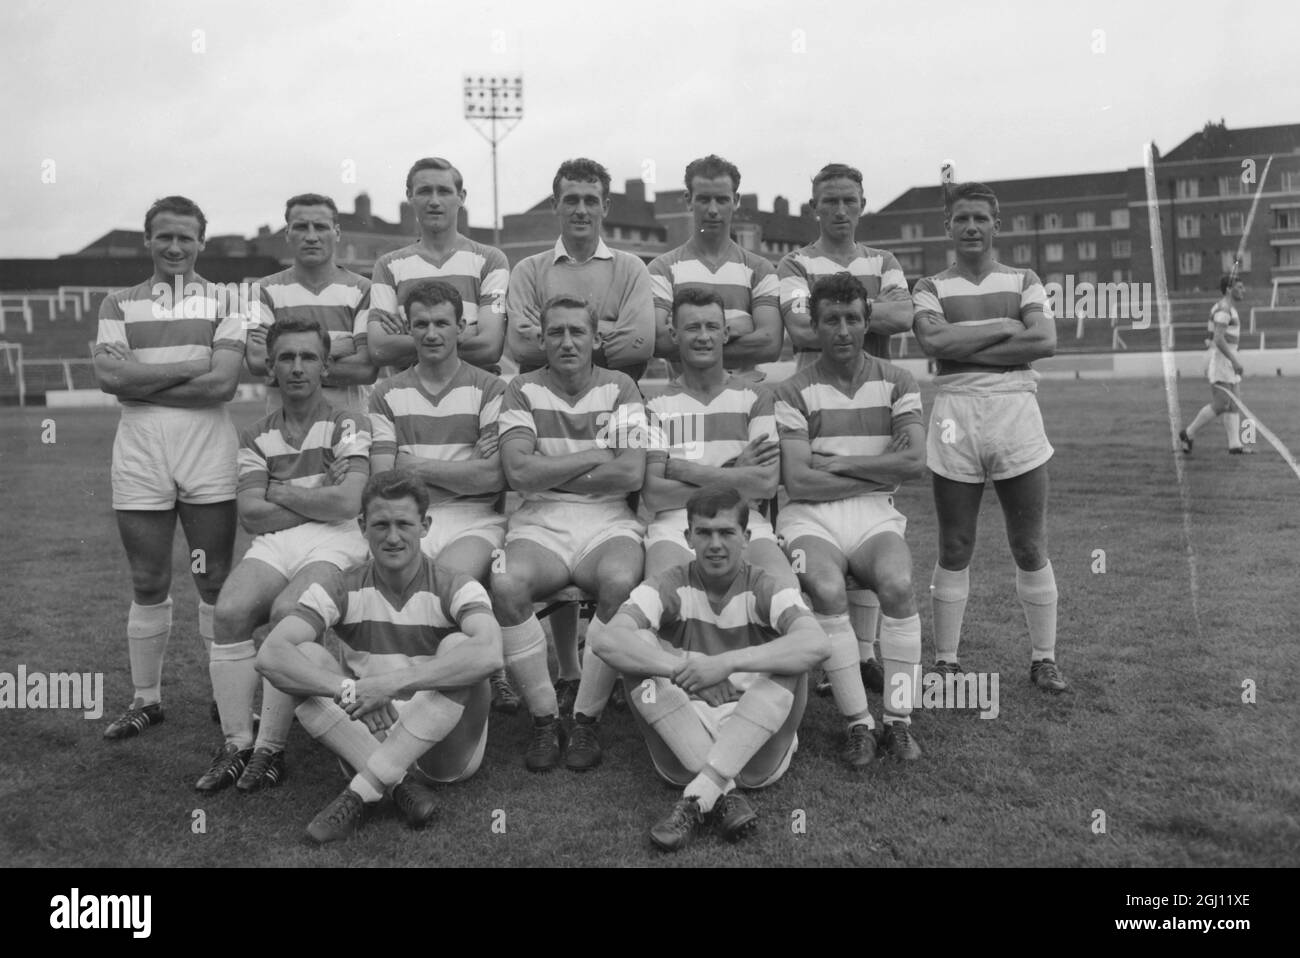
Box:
(773, 196), (790, 217)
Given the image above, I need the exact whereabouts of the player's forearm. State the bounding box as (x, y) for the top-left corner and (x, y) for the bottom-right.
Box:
(506, 327), (546, 369)
(398, 453), (505, 494)
(667, 459), (775, 501)
(590, 626), (681, 677)
(256, 640), (339, 698)
(557, 454), (645, 495)
(720, 624), (829, 675)
(724, 328), (783, 366)
(826, 450), (925, 483)
(964, 327), (1055, 365)
(94, 356), (203, 397)
(915, 319), (1014, 360)
(245, 342), (269, 377)
(869, 299), (914, 336)
(389, 638), (503, 694)
(458, 325), (505, 368)
(143, 365), (240, 404)
(239, 499), (310, 535)
(601, 316), (654, 367)
(783, 311), (819, 351)
(269, 480), (364, 523)
(640, 470), (698, 513)
(323, 353), (378, 386)
(367, 324), (416, 366)
(782, 463), (877, 501)
(504, 448), (611, 493)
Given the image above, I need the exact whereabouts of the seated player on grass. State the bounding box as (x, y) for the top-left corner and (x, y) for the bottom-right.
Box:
(198, 317), (371, 794)
(492, 294), (646, 773)
(256, 471), (502, 844)
(367, 280), (515, 713)
(774, 273), (928, 767)
(591, 486), (827, 852)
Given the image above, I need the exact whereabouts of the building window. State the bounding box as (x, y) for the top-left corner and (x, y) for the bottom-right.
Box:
(901, 223), (923, 240)
(1220, 212), (1245, 235)
(1012, 215), (1029, 232)
(1077, 211), (1096, 229)
(1178, 252), (1202, 275)
(1111, 209), (1130, 228)
(1276, 210), (1300, 232)
(1045, 243), (1064, 262)
(896, 251), (923, 273)
(1177, 215), (1200, 239)
(1112, 269), (1132, 283)
(1279, 246), (1300, 268)
(734, 225), (758, 251)
(1218, 175), (1247, 197)
(1077, 241), (1097, 261)
(1079, 270), (1098, 286)
(1013, 244), (1032, 264)
(1045, 272), (1066, 288)
(1282, 171), (1300, 193)
(1176, 178), (1199, 199)
(1042, 213), (1061, 230)
(1112, 240), (1131, 257)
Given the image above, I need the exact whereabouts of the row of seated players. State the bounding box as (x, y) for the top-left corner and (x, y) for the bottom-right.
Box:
(198, 275), (929, 851)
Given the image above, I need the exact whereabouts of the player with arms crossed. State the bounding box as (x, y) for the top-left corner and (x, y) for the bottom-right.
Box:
(777, 163), (916, 695)
(592, 486), (827, 851)
(493, 295), (647, 772)
(505, 157), (655, 713)
(367, 158), (509, 372)
(911, 181), (1066, 692)
(1180, 276), (1254, 456)
(642, 288), (787, 588)
(774, 273), (927, 764)
(197, 317), (372, 793)
(368, 280), (512, 708)
(648, 155), (783, 381)
(257, 471), (502, 843)
(93, 196), (247, 740)
(245, 193), (376, 414)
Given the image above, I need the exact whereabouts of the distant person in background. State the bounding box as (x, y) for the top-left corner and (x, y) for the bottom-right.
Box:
(1180, 276), (1255, 456)
(244, 193), (377, 414)
(93, 195), (246, 740)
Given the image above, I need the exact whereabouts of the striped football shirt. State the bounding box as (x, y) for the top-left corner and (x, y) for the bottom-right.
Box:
(293, 557), (494, 677)
(773, 354), (924, 497)
(619, 561), (811, 659)
(369, 238), (509, 331)
(367, 362), (505, 506)
(648, 241), (780, 371)
(94, 276), (248, 407)
(777, 243), (909, 360)
(236, 399), (371, 495)
(497, 366), (644, 504)
(911, 263), (1050, 379)
(253, 266), (371, 412)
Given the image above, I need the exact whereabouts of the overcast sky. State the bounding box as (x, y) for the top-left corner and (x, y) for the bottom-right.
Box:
(2, 0), (1294, 257)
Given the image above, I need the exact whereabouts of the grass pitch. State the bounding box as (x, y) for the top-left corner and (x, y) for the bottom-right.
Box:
(2, 377), (1297, 867)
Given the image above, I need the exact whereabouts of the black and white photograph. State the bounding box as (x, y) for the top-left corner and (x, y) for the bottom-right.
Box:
(1, 0), (1293, 914)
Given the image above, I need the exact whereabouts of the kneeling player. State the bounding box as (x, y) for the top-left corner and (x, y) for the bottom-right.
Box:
(256, 471), (502, 844)
(593, 487), (826, 851)
(774, 274), (927, 765)
(197, 318), (371, 793)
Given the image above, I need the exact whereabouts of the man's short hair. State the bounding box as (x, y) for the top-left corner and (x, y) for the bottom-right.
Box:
(144, 196), (207, 240)
(684, 155), (741, 194)
(552, 158), (611, 200)
(266, 317), (331, 358)
(809, 273), (870, 322)
(811, 163), (864, 198)
(284, 193), (339, 223)
(539, 294), (597, 334)
(1220, 274), (1240, 294)
(403, 279), (464, 322)
(362, 470), (429, 521)
(671, 288), (726, 325)
(946, 181), (1000, 218)
(686, 485), (748, 532)
(406, 157), (464, 194)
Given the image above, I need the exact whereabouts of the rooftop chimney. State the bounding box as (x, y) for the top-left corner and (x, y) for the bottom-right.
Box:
(625, 179), (646, 204)
(354, 192), (371, 221)
(740, 193), (759, 211)
(400, 201), (415, 233)
(773, 196), (790, 217)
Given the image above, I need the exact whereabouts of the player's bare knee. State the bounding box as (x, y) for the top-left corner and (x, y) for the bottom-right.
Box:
(873, 573), (914, 612)
(130, 568), (171, 606)
(801, 575), (846, 613)
(939, 539), (975, 569)
(1010, 541), (1048, 571)
(490, 573), (532, 620)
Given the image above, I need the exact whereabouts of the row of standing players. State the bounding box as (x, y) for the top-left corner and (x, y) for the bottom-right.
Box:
(91, 155), (1066, 851)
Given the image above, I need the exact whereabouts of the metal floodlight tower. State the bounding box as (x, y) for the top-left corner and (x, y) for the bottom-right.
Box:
(463, 74), (524, 247)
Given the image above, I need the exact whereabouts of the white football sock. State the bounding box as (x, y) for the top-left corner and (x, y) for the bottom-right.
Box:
(1017, 562), (1059, 661)
(848, 589), (880, 662)
(816, 612), (872, 726)
(502, 616), (559, 718)
(127, 597), (172, 706)
(573, 616), (618, 718)
(210, 640), (257, 749)
(879, 614), (922, 725)
(931, 564), (969, 664)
